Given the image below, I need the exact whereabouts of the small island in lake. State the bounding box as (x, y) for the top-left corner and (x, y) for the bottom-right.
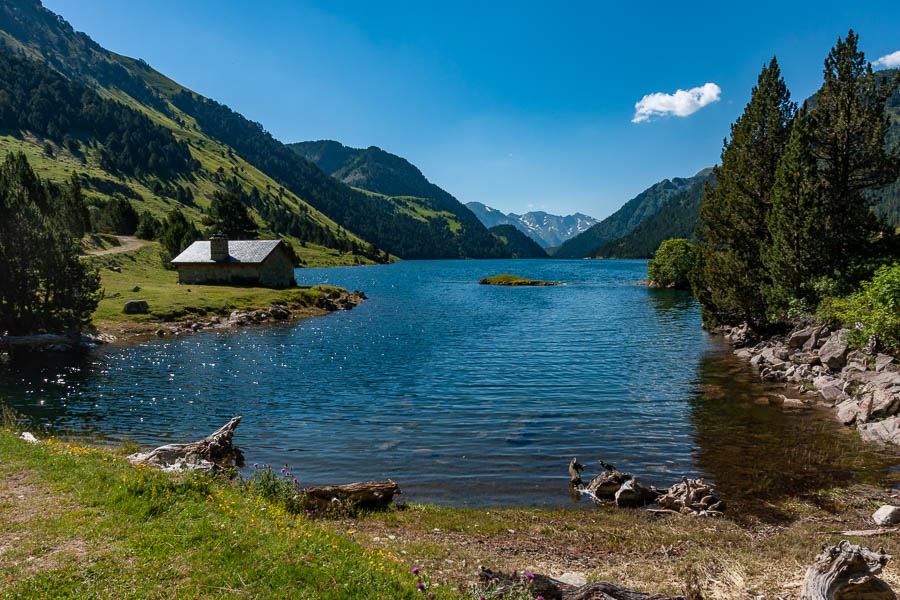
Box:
(479, 274), (563, 286)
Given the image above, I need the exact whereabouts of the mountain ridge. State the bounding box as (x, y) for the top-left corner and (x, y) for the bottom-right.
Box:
(465, 201), (598, 248)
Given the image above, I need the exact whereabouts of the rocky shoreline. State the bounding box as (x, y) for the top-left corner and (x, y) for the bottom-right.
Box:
(0, 290), (367, 354)
(719, 323), (900, 447)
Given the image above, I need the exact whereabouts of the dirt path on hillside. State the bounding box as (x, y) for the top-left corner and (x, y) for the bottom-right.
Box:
(85, 235), (147, 255)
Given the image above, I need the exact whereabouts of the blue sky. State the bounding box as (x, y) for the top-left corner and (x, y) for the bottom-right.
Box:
(44, 1), (900, 219)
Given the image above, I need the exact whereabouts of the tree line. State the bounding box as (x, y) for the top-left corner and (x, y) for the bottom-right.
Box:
(690, 31), (899, 345)
(0, 49), (195, 179)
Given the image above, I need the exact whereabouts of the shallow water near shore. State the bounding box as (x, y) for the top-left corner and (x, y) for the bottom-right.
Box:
(1, 259), (897, 516)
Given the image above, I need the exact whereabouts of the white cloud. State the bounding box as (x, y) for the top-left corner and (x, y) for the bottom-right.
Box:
(874, 50), (900, 68)
(632, 82), (722, 123)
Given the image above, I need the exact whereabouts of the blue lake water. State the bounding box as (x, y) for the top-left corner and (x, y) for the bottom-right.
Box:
(1, 259), (895, 513)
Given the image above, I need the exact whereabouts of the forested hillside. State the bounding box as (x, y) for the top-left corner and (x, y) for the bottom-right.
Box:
(553, 171), (712, 258)
(590, 179), (709, 258)
(0, 0), (506, 263)
(488, 225), (549, 258)
(289, 140), (508, 259)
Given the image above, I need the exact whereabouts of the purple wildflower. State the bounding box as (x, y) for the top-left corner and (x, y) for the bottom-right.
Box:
(411, 567), (420, 574)
(525, 572), (535, 580)
(252, 463), (258, 468)
(416, 582), (425, 591)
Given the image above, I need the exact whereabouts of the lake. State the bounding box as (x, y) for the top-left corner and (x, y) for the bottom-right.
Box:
(1, 259), (895, 516)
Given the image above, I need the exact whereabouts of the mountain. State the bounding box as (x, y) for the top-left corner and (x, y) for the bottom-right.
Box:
(466, 202), (598, 247)
(0, 0), (506, 264)
(553, 171), (713, 258)
(488, 225), (549, 258)
(590, 179), (709, 258)
(289, 140), (507, 259)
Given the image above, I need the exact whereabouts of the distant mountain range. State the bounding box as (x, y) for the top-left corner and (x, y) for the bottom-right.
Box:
(465, 202), (598, 248)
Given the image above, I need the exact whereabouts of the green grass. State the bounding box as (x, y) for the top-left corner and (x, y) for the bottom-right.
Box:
(478, 274), (562, 286)
(0, 430), (453, 600)
(85, 244), (343, 326)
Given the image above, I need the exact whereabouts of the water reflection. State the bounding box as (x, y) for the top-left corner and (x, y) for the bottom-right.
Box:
(687, 342), (897, 521)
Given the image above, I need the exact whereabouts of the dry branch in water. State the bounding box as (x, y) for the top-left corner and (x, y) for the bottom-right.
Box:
(568, 458), (723, 516)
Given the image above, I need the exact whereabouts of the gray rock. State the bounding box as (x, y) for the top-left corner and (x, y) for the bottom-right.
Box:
(858, 416), (900, 445)
(819, 380), (847, 405)
(131, 285), (141, 292)
(556, 573), (588, 587)
(123, 299), (149, 314)
(734, 348), (753, 360)
(835, 400), (859, 425)
(782, 397), (812, 410)
(819, 329), (850, 370)
(813, 375), (837, 389)
(876, 354), (895, 372)
(872, 505), (900, 526)
(750, 353), (763, 367)
(787, 327), (817, 348)
(869, 388), (899, 420)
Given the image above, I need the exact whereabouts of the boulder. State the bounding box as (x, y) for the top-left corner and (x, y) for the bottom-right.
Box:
(875, 354), (895, 372)
(869, 388), (900, 420)
(123, 299), (149, 314)
(787, 326), (817, 348)
(819, 329), (850, 370)
(818, 380), (847, 406)
(749, 353), (764, 367)
(858, 416), (900, 446)
(782, 397), (812, 410)
(835, 400), (859, 425)
(873, 505), (900, 526)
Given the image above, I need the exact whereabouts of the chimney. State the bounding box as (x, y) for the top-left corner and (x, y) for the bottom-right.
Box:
(210, 232), (228, 262)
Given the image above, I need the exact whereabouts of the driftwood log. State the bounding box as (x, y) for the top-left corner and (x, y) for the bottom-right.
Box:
(127, 416), (244, 472)
(297, 480), (400, 512)
(479, 567), (685, 600)
(801, 540), (895, 600)
(568, 458), (723, 516)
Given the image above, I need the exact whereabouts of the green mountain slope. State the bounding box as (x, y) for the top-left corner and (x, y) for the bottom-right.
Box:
(488, 225), (549, 258)
(289, 140), (508, 259)
(590, 179), (709, 258)
(0, 0), (506, 262)
(553, 171), (712, 258)
(0, 0), (374, 266)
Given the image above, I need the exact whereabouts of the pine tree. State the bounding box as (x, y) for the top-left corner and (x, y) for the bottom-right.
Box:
(0, 152), (101, 335)
(204, 191), (258, 239)
(762, 110), (828, 319)
(808, 30), (900, 266)
(693, 57), (796, 328)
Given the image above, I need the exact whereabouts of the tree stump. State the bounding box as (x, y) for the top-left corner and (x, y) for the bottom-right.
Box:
(127, 416), (244, 472)
(800, 540), (895, 600)
(298, 480), (400, 512)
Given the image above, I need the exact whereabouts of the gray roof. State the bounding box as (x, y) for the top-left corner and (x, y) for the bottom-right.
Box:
(171, 240), (283, 264)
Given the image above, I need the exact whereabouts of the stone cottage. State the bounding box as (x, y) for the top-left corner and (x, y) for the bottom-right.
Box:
(171, 234), (296, 288)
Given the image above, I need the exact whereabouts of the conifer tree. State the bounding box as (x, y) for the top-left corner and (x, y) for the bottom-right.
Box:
(693, 57), (796, 328)
(761, 111), (828, 319)
(0, 152), (101, 335)
(204, 191), (258, 239)
(808, 30), (900, 266)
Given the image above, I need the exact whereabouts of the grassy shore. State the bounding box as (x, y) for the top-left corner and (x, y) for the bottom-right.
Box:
(478, 274), (562, 286)
(83, 243), (347, 339)
(2, 425), (899, 599)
